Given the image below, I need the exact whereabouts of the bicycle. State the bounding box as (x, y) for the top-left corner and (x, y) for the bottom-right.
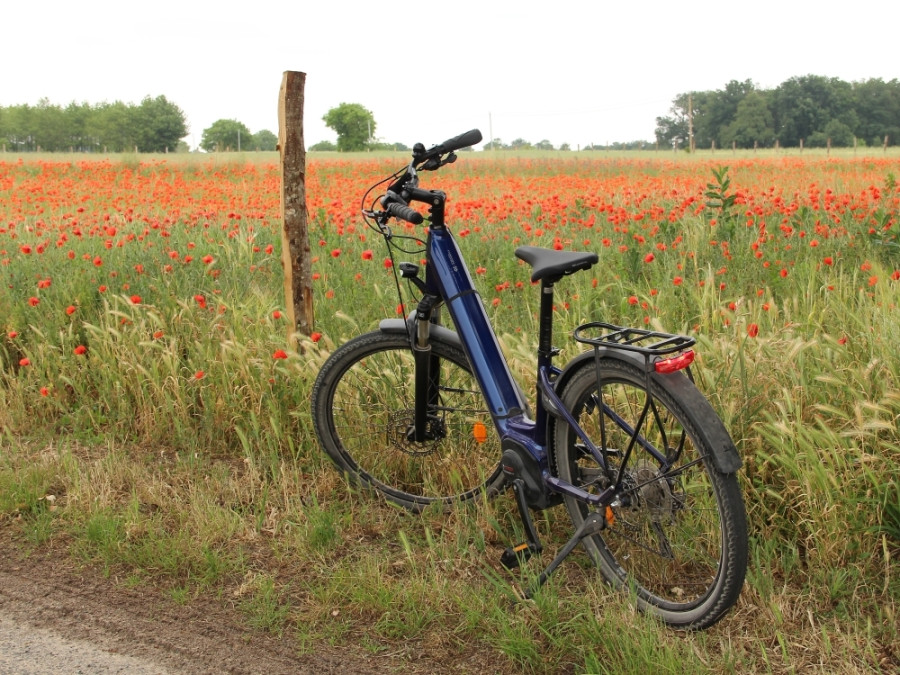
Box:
(311, 129), (748, 630)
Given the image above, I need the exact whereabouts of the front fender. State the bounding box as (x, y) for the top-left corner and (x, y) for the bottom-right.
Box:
(378, 317), (463, 351)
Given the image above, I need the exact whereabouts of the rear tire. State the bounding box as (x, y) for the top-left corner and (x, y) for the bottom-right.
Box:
(552, 357), (747, 629)
(312, 331), (503, 511)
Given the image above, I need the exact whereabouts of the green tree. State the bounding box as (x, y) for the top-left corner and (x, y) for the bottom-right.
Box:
(772, 75), (857, 147)
(4, 104), (35, 151)
(33, 98), (68, 151)
(853, 78), (900, 146)
(64, 101), (93, 151)
(655, 95), (692, 149)
(251, 129), (277, 151)
(88, 101), (134, 152)
(309, 140), (337, 151)
(720, 91), (775, 148)
(200, 119), (252, 152)
(322, 103), (374, 151)
(132, 96), (188, 152)
(699, 80), (756, 147)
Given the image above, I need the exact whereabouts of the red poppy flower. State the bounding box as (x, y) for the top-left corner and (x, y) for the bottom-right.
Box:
(74, 345), (87, 355)
(747, 324), (759, 338)
(273, 349), (288, 359)
(130, 295), (142, 304)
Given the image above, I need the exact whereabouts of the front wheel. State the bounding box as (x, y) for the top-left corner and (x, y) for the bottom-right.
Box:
(552, 356), (747, 629)
(312, 331), (503, 511)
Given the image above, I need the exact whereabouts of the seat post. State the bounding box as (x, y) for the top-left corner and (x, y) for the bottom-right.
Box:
(537, 280), (556, 363)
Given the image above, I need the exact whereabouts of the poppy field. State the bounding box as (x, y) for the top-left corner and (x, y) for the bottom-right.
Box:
(1, 150), (898, 672)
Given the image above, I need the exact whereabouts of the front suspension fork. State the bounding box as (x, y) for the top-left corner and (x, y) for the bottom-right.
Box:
(411, 300), (441, 443)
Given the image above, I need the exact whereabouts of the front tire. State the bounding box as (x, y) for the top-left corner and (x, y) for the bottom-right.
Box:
(312, 331), (503, 511)
(552, 356), (747, 629)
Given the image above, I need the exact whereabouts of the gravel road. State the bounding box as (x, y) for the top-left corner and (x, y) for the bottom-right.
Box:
(0, 617), (172, 674)
(0, 531), (454, 675)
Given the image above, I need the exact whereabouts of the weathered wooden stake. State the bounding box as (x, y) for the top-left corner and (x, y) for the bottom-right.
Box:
(278, 70), (313, 344)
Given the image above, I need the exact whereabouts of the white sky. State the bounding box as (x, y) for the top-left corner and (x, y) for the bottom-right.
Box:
(3, 1), (898, 150)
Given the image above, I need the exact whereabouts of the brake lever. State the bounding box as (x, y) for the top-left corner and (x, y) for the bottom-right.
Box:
(362, 208), (392, 231)
(420, 157), (441, 171)
(419, 152), (457, 172)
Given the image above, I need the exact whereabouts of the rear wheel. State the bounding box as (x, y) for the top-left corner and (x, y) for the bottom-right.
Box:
(553, 357), (747, 629)
(312, 331), (503, 511)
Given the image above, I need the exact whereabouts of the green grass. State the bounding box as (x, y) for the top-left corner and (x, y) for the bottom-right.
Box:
(0, 154), (898, 672)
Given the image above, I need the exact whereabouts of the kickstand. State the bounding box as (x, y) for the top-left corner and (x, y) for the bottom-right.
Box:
(524, 510), (607, 599)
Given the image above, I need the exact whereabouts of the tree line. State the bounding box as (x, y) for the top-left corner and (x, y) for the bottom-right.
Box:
(5, 76), (900, 153)
(0, 96), (190, 153)
(655, 76), (900, 150)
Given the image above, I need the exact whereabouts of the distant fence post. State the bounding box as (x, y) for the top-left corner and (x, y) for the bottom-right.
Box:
(278, 70), (313, 344)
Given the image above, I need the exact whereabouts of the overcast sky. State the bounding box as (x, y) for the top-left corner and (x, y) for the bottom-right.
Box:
(4, 1), (898, 150)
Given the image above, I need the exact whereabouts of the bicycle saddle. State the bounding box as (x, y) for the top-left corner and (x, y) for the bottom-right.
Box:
(514, 246), (599, 283)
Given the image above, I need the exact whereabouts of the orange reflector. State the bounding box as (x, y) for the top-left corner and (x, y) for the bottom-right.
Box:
(654, 349), (695, 374)
(472, 421), (488, 443)
(605, 506), (616, 526)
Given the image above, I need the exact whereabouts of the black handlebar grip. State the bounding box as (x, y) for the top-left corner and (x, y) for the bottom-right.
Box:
(386, 202), (424, 225)
(437, 129), (483, 155)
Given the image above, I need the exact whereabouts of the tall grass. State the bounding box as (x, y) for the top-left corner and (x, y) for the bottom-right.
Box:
(0, 154), (897, 672)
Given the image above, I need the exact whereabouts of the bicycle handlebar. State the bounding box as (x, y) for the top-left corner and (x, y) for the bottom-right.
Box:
(385, 201), (424, 225)
(414, 129), (483, 165)
(370, 129), (483, 227)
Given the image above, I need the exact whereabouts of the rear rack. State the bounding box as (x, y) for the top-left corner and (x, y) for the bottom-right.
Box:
(573, 322), (696, 356)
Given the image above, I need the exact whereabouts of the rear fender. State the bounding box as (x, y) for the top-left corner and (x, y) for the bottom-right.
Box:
(554, 348), (742, 474)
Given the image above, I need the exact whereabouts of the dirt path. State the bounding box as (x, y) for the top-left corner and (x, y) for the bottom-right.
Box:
(0, 531), (444, 675)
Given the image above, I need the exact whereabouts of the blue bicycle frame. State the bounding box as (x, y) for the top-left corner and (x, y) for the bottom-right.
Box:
(406, 184), (611, 508)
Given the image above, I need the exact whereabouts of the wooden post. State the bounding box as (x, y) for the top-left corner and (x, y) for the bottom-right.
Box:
(278, 70), (313, 343)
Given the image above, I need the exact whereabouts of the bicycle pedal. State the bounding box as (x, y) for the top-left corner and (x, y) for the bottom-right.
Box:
(500, 542), (541, 570)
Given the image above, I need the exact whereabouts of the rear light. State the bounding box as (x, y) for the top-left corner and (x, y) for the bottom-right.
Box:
(654, 350), (695, 373)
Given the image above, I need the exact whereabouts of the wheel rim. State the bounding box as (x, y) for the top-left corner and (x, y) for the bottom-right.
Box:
(326, 341), (500, 505)
(561, 372), (727, 610)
